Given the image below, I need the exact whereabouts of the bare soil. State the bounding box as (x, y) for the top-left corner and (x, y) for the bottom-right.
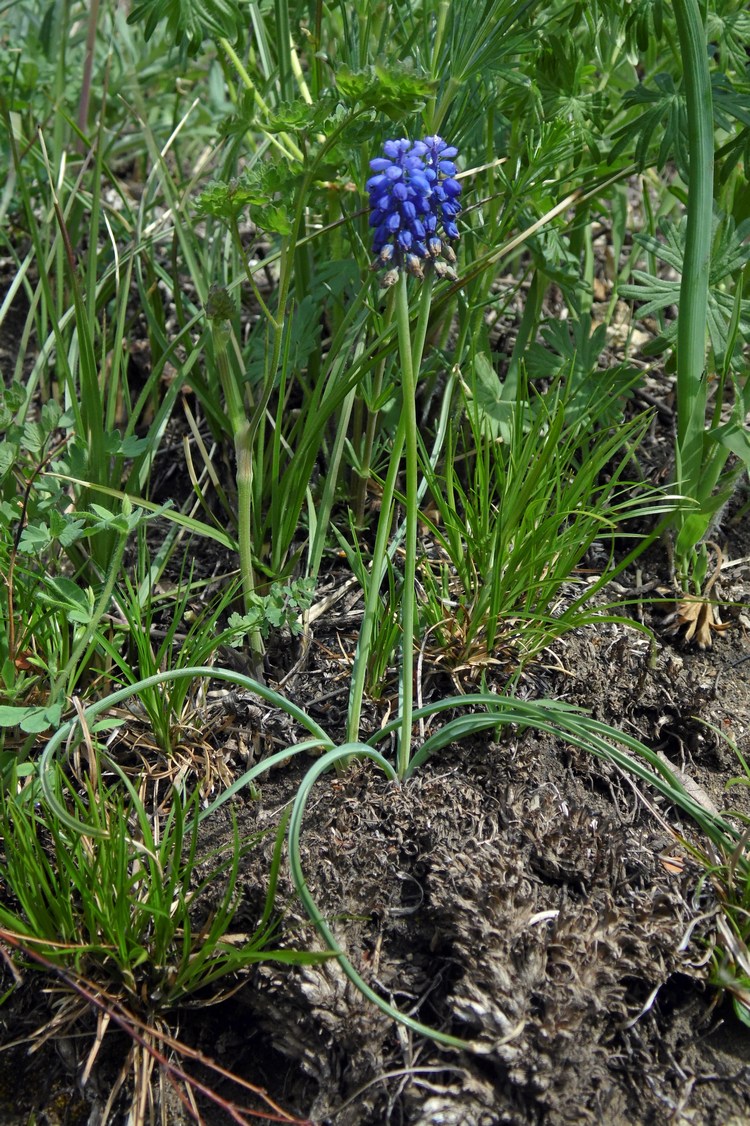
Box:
(213, 573), (750, 1126)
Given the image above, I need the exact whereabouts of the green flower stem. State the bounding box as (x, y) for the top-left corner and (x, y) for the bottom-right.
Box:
(671, 0), (714, 574)
(346, 279), (433, 755)
(410, 272), (435, 374)
(395, 271), (420, 777)
(353, 292), (395, 525)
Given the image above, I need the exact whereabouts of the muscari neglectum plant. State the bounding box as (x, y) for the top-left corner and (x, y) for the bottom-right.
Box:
(347, 135), (462, 767)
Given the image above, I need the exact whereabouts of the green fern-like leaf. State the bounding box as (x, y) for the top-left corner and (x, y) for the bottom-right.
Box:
(610, 74), (689, 173)
(127, 0), (245, 53)
(621, 216), (750, 366)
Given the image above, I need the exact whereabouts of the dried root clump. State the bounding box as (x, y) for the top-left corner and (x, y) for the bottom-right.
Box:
(664, 541), (730, 649)
(426, 790), (699, 1121)
(663, 593), (729, 649)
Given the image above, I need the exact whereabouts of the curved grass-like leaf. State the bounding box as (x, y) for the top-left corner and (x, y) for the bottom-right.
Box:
(39, 667), (333, 837)
(286, 743), (474, 1050)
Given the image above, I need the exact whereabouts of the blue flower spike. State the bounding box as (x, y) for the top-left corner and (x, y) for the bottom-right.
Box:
(367, 135), (462, 285)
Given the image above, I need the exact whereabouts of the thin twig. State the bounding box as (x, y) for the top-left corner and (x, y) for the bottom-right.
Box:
(0, 930), (313, 1126)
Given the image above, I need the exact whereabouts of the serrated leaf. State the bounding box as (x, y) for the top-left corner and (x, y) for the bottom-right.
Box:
(18, 522), (52, 553)
(197, 179), (260, 221)
(264, 97), (340, 135)
(0, 441), (18, 480)
(22, 420), (45, 455)
(46, 509), (85, 549)
(197, 161), (301, 229)
(335, 63), (435, 119)
(1, 381), (25, 414)
(58, 519), (86, 548)
(253, 204), (292, 236)
(0, 382), (25, 430)
(40, 400), (62, 432)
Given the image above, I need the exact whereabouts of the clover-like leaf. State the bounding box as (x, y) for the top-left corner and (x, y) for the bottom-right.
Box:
(0, 703), (63, 734)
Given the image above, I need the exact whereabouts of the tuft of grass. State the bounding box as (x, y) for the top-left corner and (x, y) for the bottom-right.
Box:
(0, 752), (327, 1011)
(416, 368), (677, 673)
(685, 723), (750, 1027)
